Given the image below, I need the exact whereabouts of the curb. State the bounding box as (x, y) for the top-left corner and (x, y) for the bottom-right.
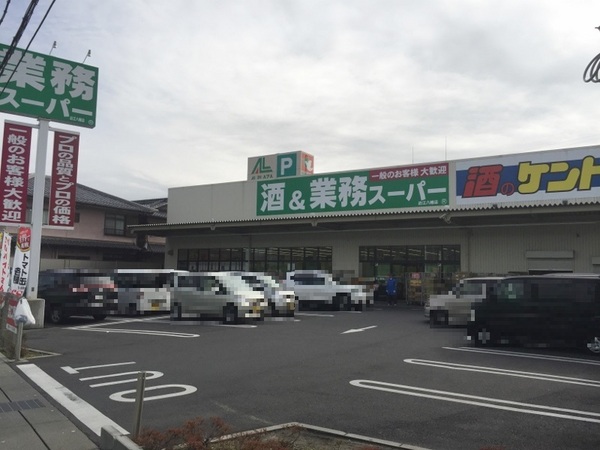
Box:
(211, 422), (431, 450)
(100, 426), (142, 450)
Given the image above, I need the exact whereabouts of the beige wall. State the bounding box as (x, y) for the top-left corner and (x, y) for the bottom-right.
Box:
(164, 222), (600, 276)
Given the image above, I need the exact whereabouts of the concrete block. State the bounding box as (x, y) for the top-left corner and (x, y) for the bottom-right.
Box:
(100, 425), (142, 450)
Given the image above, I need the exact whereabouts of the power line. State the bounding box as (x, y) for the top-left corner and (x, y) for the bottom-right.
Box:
(0, 0), (56, 99)
(0, 0), (39, 81)
(0, 0), (12, 29)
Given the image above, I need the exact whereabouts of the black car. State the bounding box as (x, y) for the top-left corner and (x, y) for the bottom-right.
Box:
(466, 274), (600, 354)
(39, 269), (119, 324)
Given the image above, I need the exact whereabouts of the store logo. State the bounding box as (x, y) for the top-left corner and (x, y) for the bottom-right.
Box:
(250, 157), (274, 180)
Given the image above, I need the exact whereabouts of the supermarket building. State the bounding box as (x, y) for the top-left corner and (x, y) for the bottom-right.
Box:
(131, 145), (600, 298)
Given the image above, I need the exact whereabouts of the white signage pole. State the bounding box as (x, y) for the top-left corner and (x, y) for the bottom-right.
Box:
(27, 119), (50, 299)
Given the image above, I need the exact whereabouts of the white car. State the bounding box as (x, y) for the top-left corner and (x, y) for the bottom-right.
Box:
(171, 272), (265, 324)
(239, 272), (296, 317)
(285, 270), (367, 311)
(426, 277), (503, 326)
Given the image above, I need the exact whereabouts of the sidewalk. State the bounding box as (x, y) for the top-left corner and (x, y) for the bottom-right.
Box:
(0, 353), (99, 450)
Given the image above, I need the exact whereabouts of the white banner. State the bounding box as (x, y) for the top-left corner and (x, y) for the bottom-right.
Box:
(9, 227), (31, 297)
(0, 231), (11, 292)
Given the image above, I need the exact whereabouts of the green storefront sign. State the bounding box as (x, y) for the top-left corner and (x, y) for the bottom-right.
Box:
(0, 44), (98, 128)
(257, 163), (449, 215)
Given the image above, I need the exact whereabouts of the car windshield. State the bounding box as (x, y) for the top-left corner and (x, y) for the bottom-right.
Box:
(217, 273), (255, 291)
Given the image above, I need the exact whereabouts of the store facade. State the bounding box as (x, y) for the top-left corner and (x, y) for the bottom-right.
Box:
(131, 146), (600, 298)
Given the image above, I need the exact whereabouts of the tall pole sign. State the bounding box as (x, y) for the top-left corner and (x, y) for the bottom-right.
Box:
(0, 44), (98, 127)
(0, 43), (99, 305)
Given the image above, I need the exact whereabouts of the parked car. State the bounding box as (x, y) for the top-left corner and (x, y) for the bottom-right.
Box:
(466, 274), (600, 354)
(38, 269), (119, 324)
(112, 269), (189, 315)
(426, 277), (503, 326)
(237, 272), (296, 317)
(170, 272), (265, 324)
(284, 270), (367, 311)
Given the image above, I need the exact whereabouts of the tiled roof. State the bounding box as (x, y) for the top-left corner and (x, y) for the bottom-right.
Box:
(28, 176), (157, 214)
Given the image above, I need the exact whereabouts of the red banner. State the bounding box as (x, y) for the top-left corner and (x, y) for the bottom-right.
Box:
(48, 131), (79, 227)
(0, 122), (32, 224)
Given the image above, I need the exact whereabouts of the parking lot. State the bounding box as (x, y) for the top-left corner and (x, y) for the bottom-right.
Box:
(17, 304), (600, 450)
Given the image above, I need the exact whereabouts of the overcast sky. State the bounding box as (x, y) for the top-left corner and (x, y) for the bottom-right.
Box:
(1, 0), (599, 201)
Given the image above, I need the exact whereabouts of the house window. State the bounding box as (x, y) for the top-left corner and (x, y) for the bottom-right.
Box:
(104, 213), (126, 236)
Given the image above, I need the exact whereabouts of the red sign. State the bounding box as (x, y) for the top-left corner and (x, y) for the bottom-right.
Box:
(48, 131), (79, 227)
(0, 122), (32, 224)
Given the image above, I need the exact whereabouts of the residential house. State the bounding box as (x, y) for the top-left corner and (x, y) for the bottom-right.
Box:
(1, 176), (167, 270)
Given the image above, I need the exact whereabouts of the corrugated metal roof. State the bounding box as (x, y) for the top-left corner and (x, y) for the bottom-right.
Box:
(131, 198), (600, 229)
(42, 236), (165, 253)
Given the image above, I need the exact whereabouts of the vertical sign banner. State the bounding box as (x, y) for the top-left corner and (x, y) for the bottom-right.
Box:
(48, 131), (79, 227)
(6, 227), (30, 333)
(0, 231), (11, 293)
(0, 44), (98, 128)
(0, 231), (11, 310)
(10, 227), (31, 297)
(0, 122), (32, 224)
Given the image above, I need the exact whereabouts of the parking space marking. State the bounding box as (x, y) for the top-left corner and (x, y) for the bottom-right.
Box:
(404, 359), (600, 387)
(17, 364), (129, 436)
(70, 327), (200, 337)
(342, 325), (377, 334)
(443, 347), (600, 366)
(66, 317), (200, 337)
(350, 379), (600, 424)
(295, 313), (335, 317)
(61, 361), (136, 374)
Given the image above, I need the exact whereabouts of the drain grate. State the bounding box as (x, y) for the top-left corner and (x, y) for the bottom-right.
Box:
(0, 399), (45, 413)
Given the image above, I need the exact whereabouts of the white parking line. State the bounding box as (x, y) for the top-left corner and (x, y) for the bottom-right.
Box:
(17, 364), (129, 436)
(71, 327), (200, 337)
(444, 347), (600, 366)
(350, 379), (600, 423)
(295, 313), (335, 317)
(404, 359), (600, 387)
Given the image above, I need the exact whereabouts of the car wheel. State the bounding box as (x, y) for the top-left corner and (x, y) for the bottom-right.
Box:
(332, 296), (341, 311)
(354, 301), (364, 312)
(585, 336), (600, 354)
(49, 307), (64, 324)
(430, 310), (449, 327)
(92, 314), (107, 321)
(171, 302), (182, 321)
(474, 326), (493, 347)
(223, 305), (238, 324)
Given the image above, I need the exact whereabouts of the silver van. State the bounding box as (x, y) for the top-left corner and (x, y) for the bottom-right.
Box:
(170, 272), (265, 324)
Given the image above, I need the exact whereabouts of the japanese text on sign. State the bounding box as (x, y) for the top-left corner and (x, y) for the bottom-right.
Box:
(0, 122), (31, 224)
(0, 44), (98, 128)
(48, 132), (79, 227)
(257, 163), (449, 215)
(456, 150), (600, 204)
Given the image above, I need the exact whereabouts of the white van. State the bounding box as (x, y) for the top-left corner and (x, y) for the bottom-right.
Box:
(113, 269), (188, 315)
(170, 272), (265, 323)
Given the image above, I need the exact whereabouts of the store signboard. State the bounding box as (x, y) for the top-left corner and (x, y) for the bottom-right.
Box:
(248, 151), (314, 181)
(257, 162), (449, 215)
(0, 44), (98, 128)
(456, 147), (600, 205)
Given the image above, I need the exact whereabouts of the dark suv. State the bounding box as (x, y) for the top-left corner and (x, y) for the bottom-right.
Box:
(39, 269), (119, 324)
(466, 274), (600, 354)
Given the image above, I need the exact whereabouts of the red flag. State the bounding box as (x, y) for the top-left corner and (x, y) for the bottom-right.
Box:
(48, 131), (79, 227)
(0, 122), (32, 224)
